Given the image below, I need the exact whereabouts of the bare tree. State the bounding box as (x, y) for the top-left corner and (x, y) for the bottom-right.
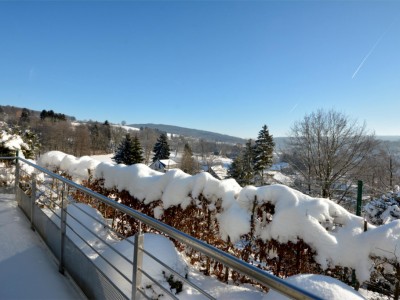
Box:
(73, 124), (91, 156)
(38, 120), (74, 153)
(365, 141), (400, 194)
(110, 126), (129, 153)
(287, 109), (376, 198)
(138, 128), (159, 164)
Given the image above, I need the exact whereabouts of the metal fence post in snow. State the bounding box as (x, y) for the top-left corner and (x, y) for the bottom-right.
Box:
(132, 222), (144, 300)
(352, 180), (364, 290)
(59, 183), (67, 275)
(356, 180), (363, 217)
(14, 150), (19, 194)
(30, 176), (36, 231)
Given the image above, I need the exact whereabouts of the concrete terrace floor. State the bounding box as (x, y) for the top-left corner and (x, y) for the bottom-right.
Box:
(0, 192), (85, 300)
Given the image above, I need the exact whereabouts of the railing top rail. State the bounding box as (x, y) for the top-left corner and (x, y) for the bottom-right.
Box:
(0, 157), (16, 160)
(10, 156), (322, 300)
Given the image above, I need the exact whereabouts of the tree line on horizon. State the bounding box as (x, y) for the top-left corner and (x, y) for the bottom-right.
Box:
(0, 106), (242, 165)
(1, 105), (399, 201)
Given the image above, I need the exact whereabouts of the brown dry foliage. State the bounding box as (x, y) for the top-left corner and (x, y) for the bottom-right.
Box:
(70, 176), (351, 288)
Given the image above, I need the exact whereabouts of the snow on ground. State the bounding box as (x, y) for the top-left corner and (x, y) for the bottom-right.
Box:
(266, 170), (293, 185)
(213, 157), (233, 168)
(71, 122), (139, 133)
(0, 194), (84, 299)
(263, 274), (365, 299)
(48, 203), (119, 258)
(95, 233), (189, 298)
(269, 162), (290, 171)
(111, 124), (140, 132)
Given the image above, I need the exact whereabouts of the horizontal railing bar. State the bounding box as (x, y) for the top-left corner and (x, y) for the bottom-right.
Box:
(64, 204), (133, 266)
(12, 180), (129, 299)
(66, 200), (133, 247)
(64, 211), (133, 284)
(65, 216), (133, 285)
(17, 157), (322, 300)
(139, 246), (215, 299)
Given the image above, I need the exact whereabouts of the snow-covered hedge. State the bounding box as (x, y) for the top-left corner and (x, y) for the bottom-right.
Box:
(0, 128), (29, 156)
(37, 151), (400, 289)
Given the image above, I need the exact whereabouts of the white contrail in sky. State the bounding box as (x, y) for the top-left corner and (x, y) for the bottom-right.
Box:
(352, 21), (395, 79)
(351, 34), (384, 79)
(289, 103), (298, 113)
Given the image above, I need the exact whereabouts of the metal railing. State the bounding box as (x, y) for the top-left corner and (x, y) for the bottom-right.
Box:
(0, 155), (322, 300)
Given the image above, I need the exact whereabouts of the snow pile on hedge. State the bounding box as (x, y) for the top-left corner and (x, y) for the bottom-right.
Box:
(263, 274), (365, 299)
(37, 151), (400, 283)
(0, 129), (29, 156)
(37, 151), (101, 183)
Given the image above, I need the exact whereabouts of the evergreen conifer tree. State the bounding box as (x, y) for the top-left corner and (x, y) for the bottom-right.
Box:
(228, 140), (255, 186)
(253, 125), (275, 185)
(152, 133), (170, 162)
(21, 129), (41, 159)
(113, 134), (143, 165)
(242, 139), (255, 185)
(131, 135), (144, 164)
(19, 108), (30, 125)
(181, 143), (197, 174)
(228, 155), (244, 185)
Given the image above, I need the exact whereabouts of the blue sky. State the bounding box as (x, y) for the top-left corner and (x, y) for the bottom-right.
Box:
(1, 1), (399, 139)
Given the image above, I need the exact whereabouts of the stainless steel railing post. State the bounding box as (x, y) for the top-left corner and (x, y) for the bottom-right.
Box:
(132, 222), (144, 300)
(59, 182), (67, 275)
(14, 152), (19, 195)
(30, 176), (36, 231)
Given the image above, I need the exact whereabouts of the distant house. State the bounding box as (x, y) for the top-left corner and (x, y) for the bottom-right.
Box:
(208, 164), (229, 180)
(149, 159), (178, 172)
(265, 170), (293, 186)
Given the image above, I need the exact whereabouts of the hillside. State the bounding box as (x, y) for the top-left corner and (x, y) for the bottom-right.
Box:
(3, 105), (398, 147)
(130, 123), (247, 144)
(0, 105), (76, 121)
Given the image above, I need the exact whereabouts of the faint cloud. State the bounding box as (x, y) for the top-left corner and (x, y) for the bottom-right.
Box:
(28, 67), (35, 81)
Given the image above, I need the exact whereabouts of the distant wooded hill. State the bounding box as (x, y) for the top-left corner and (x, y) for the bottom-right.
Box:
(0, 105), (76, 121)
(2, 105), (398, 146)
(130, 123), (248, 144)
